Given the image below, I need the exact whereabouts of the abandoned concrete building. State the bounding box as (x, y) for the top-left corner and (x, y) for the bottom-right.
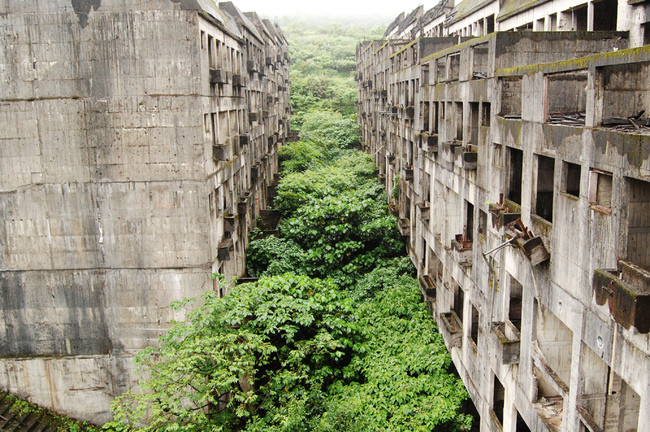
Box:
(358, 0), (650, 431)
(0, 0), (289, 423)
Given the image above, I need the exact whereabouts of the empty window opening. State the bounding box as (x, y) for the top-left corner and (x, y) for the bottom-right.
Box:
(207, 35), (214, 68)
(626, 177), (650, 270)
(472, 44), (489, 79)
(535, 304), (573, 390)
(470, 102), (479, 145)
(507, 147), (523, 204)
(453, 283), (465, 323)
(588, 169), (613, 212)
(573, 5), (588, 31)
(546, 71), (587, 125)
(436, 58), (446, 83)
(470, 303), (479, 346)
(644, 22), (650, 46)
(422, 101), (430, 132)
(509, 275), (523, 332)
(516, 412), (532, 432)
(465, 201), (474, 242)
(482, 102), (491, 127)
(562, 161), (581, 198)
(549, 13), (558, 31)
(432, 102), (439, 133)
(599, 62), (650, 129)
(210, 113), (217, 146)
(493, 376), (505, 427)
(455, 102), (464, 140)
(422, 63), (430, 85)
(593, 0), (617, 31)
(500, 77), (522, 118)
(449, 53), (460, 81)
(535, 18), (545, 31)
(535, 155), (555, 223)
(486, 14), (495, 33)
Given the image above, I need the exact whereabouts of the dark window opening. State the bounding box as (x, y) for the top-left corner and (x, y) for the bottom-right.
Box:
(486, 14), (495, 33)
(563, 161), (581, 197)
(493, 376), (505, 426)
(593, 0), (617, 31)
(509, 276), (523, 332)
(516, 412), (532, 432)
(507, 147), (523, 204)
(470, 303), (479, 345)
(422, 64), (430, 85)
(482, 102), (491, 127)
(207, 35), (214, 68)
(453, 283), (464, 323)
(644, 22), (650, 46)
(465, 201), (474, 242)
(574, 5), (588, 30)
(422, 101), (430, 132)
(470, 102), (479, 145)
(432, 102), (439, 133)
(535, 155), (555, 223)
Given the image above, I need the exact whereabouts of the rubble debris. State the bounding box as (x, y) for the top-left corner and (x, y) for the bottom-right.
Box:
(546, 112), (585, 126)
(506, 219), (550, 266)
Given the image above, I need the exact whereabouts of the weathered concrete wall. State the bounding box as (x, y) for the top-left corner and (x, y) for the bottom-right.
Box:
(0, 0), (289, 423)
(358, 30), (650, 432)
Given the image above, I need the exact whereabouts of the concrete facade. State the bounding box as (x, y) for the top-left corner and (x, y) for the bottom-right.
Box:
(357, 2), (650, 431)
(390, 0), (649, 47)
(0, 0), (289, 423)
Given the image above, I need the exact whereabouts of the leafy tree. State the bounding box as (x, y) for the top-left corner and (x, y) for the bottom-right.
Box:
(105, 275), (359, 432)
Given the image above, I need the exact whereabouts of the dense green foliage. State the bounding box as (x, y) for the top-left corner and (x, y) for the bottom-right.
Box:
(283, 22), (383, 128)
(103, 21), (472, 432)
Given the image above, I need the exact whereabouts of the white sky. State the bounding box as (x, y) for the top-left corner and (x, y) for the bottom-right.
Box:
(230, 0), (434, 20)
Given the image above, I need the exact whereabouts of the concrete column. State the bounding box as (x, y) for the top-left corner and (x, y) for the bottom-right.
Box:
(587, 1), (594, 31)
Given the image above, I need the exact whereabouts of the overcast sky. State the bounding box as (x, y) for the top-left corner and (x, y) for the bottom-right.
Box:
(231, 0), (434, 21)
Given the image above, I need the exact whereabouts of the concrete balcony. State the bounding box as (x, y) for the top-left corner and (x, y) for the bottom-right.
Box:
(209, 68), (229, 84)
(218, 238), (233, 261)
(416, 201), (430, 222)
(418, 274), (436, 302)
(462, 147), (477, 170)
(593, 260), (650, 333)
(491, 321), (520, 365)
(488, 202), (520, 230)
(440, 311), (463, 349)
(451, 234), (472, 267)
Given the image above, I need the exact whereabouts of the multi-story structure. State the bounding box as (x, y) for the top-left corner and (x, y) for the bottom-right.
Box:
(357, 1), (650, 431)
(0, 0), (289, 423)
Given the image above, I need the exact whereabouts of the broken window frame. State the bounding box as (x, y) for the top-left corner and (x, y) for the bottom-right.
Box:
(588, 168), (613, 215)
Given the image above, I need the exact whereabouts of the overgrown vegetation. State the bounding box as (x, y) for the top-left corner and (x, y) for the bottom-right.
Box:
(103, 21), (472, 432)
(284, 22), (383, 128)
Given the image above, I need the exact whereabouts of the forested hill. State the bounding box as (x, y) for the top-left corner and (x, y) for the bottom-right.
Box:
(282, 21), (384, 126)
